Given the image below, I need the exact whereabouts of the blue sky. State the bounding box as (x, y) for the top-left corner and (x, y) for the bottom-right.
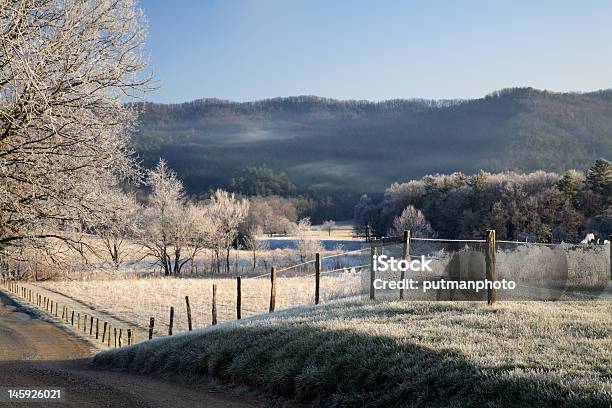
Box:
(140, 0), (612, 103)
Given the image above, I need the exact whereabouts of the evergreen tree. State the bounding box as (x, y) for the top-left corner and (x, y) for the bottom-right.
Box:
(557, 171), (578, 198)
(586, 158), (612, 196)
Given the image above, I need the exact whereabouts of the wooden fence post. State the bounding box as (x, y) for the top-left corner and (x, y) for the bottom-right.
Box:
(212, 284), (218, 325)
(95, 318), (99, 339)
(315, 253), (321, 305)
(185, 296), (192, 331)
(107, 324), (112, 347)
(400, 230), (410, 300)
(102, 322), (107, 343)
(114, 327), (117, 347)
(127, 329), (132, 345)
(369, 245), (376, 300)
(118, 329), (123, 347)
(485, 229), (497, 305)
(236, 276), (242, 320)
(148, 317), (155, 340)
(269, 266), (276, 312)
(83, 314), (87, 333)
(168, 306), (174, 335)
(71, 310), (74, 326)
(89, 316), (93, 336)
(61, 306), (65, 320)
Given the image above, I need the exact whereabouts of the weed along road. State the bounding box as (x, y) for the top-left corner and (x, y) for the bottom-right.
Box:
(0, 292), (261, 408)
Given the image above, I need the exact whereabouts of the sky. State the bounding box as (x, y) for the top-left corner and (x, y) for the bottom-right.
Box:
(140, 0), (612, 103)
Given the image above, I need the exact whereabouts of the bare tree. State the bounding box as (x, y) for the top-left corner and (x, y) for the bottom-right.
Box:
(0, 0), (150, 264)
(206, 190), (249, 273)
(295, 218), (323, 265)
(246, 196), (298, 236)
(186, 202), (221, 273)
(322, 220), (336, 236)
(92, 190), (141, 269)
(243, 226), (270, 272)
(140, 160), (207, 276)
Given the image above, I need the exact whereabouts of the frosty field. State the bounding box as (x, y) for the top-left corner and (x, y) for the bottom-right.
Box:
(34, 273), (365, 337)
(95, 299), (612, 407)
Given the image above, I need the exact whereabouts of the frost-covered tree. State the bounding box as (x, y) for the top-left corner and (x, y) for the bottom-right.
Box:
(322, 220), (336, 236)
(245, 196), (299, 236)
(92, 190), (141, 269)
(295, 218), (323, 264)
(353, 194), (378, 240)
(140, 160), (207, 276)
(206, 190), (249, 273)
(0, 0), (149, 262)
(389, 206), (434, 238)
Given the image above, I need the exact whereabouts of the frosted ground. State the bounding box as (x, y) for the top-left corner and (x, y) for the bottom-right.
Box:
(95, 299), (612, 407)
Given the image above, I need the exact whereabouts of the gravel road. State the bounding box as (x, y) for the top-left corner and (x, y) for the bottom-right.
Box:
(0, 291), (262, 407)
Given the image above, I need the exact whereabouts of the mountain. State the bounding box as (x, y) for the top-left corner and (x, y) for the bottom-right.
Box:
(132, 87), (612, 195)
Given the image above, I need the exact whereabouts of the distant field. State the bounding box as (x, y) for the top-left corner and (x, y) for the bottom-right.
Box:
(95, 299), (612, 407)
(263, 220), (359, 241)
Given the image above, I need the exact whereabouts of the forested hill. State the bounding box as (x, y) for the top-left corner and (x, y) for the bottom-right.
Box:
(133, 87), (612, 195)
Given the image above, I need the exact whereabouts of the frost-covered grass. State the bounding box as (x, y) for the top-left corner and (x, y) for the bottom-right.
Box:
(378, 241), (609, 298)
(36, 274), (364, 335)
(94, 300), (612, 407)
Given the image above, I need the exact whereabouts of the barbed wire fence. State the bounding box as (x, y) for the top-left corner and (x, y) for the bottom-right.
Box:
(1, 230), (610, 348)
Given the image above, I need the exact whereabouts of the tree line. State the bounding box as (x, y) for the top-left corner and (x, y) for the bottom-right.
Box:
(100, 160), (325, 276)
(354, 159), (612, 243)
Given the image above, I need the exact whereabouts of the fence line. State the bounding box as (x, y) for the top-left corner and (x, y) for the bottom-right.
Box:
(320, 247), (370, 260)
(411, 237), (486, 243)
(2, 230), (609, 346)
(497, 239), (608, 248)
(0, 279), (136, 349)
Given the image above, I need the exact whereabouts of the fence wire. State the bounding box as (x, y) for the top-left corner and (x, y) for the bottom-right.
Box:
(368, 237), (610, 301)
(5, 237), (609, 342)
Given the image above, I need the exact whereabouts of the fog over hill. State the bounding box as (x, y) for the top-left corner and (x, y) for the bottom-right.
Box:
(133, 87), (612, 195)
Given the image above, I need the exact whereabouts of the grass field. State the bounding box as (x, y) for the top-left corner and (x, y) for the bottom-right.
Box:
(94, 299), (612, 407)
(35, 274), (364, 336)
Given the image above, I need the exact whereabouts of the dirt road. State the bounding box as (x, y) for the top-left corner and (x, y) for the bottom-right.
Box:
(0, 292), (262, 407)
